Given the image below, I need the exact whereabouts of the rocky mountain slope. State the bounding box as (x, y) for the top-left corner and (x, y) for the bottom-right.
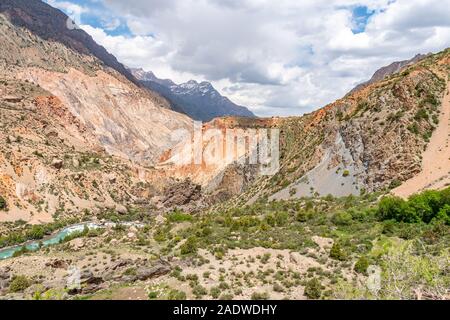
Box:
(0, 0), (195, 223)
(130, 68), (255, 122)
(191, 49), (450, 207)
(0, 0), (448, 302)
(350, 54), (429, 94)
(0, 79), (176, 223)
(0, 0), (192, 164)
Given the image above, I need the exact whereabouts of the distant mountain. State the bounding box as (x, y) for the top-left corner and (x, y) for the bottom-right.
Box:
(130, 68), (256, 122)
(349, 54), (430, 94)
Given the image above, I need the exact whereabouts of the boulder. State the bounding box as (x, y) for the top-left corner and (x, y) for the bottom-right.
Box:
(45, 259), (70, 269)
(116, 205), (128, 215)
(163, 179), (202, 207)
(135, 264), (171, 281)
(51, 158), (63, 169)
(68, 238), (85, 251)
(107, 174), (117, 184)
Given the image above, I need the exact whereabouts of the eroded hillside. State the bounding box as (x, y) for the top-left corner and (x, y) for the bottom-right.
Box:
(0, 79), (180, 223)
(214, 49), (450, 207)
(0, 1), (192, 164)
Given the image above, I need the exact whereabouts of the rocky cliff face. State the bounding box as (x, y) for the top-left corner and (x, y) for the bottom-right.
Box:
(0, 0), (136, 84)
(0, 79), (179, 223)
(207, 49), (449, 206)
(0, 0), (192, 165)
(0, 0), (194, 222)
(130, 68), (256, 122)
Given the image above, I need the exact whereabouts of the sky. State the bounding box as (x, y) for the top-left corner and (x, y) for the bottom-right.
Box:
(44, 0), (450, 117)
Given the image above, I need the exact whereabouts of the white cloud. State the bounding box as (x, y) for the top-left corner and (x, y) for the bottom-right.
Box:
(71, 0), (450, 116)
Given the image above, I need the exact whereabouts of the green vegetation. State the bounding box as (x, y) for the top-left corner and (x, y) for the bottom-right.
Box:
(251, 292), (269, 300)
(354, 256), (370, 275)
(377, 188), (450, 224)
(167, 289), (187, 300)
(304, 278), (322, 300)
(0, 195), (7, 211)
(9, 275), (31, 293)
(167, 210), (193, 223)
(180, 236), (198, 255)
(0, 217), (82, 249)
(330, 242), (347, 261)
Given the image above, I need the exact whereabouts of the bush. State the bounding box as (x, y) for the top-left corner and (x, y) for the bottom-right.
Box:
(167, 210), (193, 223)
(330, 242), (347, 261)
(210, 287), (221, 299)
(377, 188), (450, 224)
(167, 289), (187, 300)
(0, 196), (7, 210)
(148, 291), (158, 299)
(251, 292), (269, 300)
(273, 283), (284, 293)
(332, 211), (353, 226)
(304, 278), (322, 300)
(180, 237), (198, 255)
(414, 108), (429, 121)
(26, 225), (45, 240)
(219, 294), (234, 300)
(377, 196), (410, 222)
(389, 179), (402, 190)
(192, 285), (207, 298)
(9, 275), (31, 293)
(342, 170), (350, 177)
(435, 205), (450, 225)
(354, 256), (370, 275)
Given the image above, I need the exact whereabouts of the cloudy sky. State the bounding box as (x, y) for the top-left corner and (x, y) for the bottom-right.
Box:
(45, 0), (450, 116)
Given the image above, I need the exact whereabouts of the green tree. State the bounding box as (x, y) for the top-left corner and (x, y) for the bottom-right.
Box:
(354, 256), (370, 275)
(304, 278), (322, 299)
(330, 242), (347, 261)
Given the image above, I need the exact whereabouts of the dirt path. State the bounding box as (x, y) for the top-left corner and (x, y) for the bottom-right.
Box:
(393, 79), (450, 198)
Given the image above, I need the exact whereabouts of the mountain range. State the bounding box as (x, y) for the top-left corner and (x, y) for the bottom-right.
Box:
(0, 0), (448, 301)
(130, 68), (256, 122)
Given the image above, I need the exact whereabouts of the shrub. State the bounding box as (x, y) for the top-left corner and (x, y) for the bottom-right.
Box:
(180, 237), (198, 255)
(260, 253), (271, 264)
(332, 211), (353, 226)
(167, 289), (187, 300)
(167, 210), (193, 223)
(389, 179), (402, 190)
(342, 170), (350, 177)
(289, 188), (296, 197)
(273, 283), (284, 293)
(354, 256), (370, 275)
(414, 108), (429, 121)
(192, 285), (207, 298)
(377, 197), (412, 222)
(0, 196), (7, 211)
(210, 287), (221, 299)
(251, 292), (269, 300)
(407, 122), (420, 135)
(435, 205), (450, 225)
(9, 275), (31, 293)
(330, 242), (347, 261)
(304, 278), (322, 300)
(26, 225), (45, 240)
(377, 188), (450, 224)
(148, 291), (158, 299)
